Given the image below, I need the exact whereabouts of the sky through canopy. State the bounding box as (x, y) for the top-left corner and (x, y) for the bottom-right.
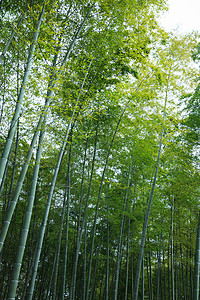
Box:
(159, 0), (200, 33)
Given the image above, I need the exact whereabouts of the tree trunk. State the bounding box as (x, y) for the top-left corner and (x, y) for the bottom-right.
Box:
(193, 211), (200, 300)
(0, 3), (93, 253)
(114, 170), (131, 300)
(60, 161), (71, 300)
(69, 122), (98, 300)
(0, 3), (45, 188)
(52, 140), (72, 300)
(171, 202), (174, 300)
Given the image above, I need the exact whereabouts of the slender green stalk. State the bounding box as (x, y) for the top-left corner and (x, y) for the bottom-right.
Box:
(171, 201), (174, 300)
(0, 59), (6, 126)
(133, 91), (167, 299)
(85, 105), (129, 300)
(52, 138), (72, 300)
(0, 59), (19, 202)
(89, 223), (103, 300)
(26, 119), (73, 300)
(27, 30), (94, 298)
(82, 219), (87, 300)
(157, 221), (163, 300)
(149, 252), (153, 300)
(0, 2), (91, 254)
(180, 244), (186, 299)
(0, 120), (41, 252)
(0, 138), (14, 201)
(193, 212), (200, 300)
(0, 12), (25, 63)
(7, 121), (19, 206)
(113, 171), (131, 300)
(70, 123), (98, 300)
(60, 167), (70, 300)
(85, 74), (149, 300)
(0, 3), (45, 187)
(7, 130), (46, 299)
(142, 257), (144, 300)
(163, 251), (167, 300)
(125, 190), (131, 300)
(132, 130), (164, 300)
(105, 183), (110, 300)
(69, 136), (88, 300)
(157, 250), (161, 300)
(168, 245), (171, 300)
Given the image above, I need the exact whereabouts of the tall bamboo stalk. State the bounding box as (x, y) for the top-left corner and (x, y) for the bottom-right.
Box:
(26, 118), (75, 300)
(60, 157), (71, 300)
(171, 201), (175, 300)
(52, 135), (72, 300)
(133, 91), (167, 299)
(113, 170), (131, 300)
(26, 31), (94, 300)
(82, 218), (87, 300)
(69, 123), (98, 300)
(0, 3), (45, 187)
(0, 3), (92, 254)
(193, 211), (200, 300)
(132, 129), (164, 299)
(105, 183), (110, 300)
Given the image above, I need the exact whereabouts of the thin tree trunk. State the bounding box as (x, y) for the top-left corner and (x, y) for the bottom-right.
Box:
(0, 3), (45, 188)
(105, 182), (110, 300)
(82, 219), (87, 300)
(132, 97), (167, 300)
(52, 138), (72, 300)
(146, 254), (151, 300)
(180, 244), (186, 300)
(175, 258), (178, 300)
(157, 250), (161, 300)
(168, 244), (171, 300)
(132, 130), (164, 299)
(69, 123), (98, 300)
(7, 120), (19, 207)
(0, 59), (6, 128)
(142, 257), (144, 300)
(186, 244), (189, 300)
(26, 39), (94, 297)
(125, 189), (131, 300)
(26, 120), (74, 299)
(0, 3), (93, 254)
(113, 171), (131, 300)
(149, 252), (153, 300)
(157, 222), (163, 300)
(171, 202), (174, 300)
(0, 137), (14, 205)
(163, 250), (167, 300)
(193, 211), (200, 300)
(190, 234), (193, 299)
(0, 61), (20, 198)
(89, 224), (103, 300)
(60, 158), (71, 300)
(85, 106), (130, 300)
(133, 79), (169, 300)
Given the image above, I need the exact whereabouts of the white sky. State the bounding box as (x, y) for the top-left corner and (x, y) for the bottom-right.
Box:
(159, 0), (200, 33)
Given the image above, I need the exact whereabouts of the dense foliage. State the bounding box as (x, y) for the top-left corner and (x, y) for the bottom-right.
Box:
(0, 0), (200, 299)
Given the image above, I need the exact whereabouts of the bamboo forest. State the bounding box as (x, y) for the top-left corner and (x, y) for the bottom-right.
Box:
(1, 0), (200, 299)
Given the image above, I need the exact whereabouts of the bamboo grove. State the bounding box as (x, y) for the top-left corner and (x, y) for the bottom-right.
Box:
(0, 0), (200, 299)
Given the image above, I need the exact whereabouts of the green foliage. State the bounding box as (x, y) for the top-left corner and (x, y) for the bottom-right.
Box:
(0, 0), (200, 299)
